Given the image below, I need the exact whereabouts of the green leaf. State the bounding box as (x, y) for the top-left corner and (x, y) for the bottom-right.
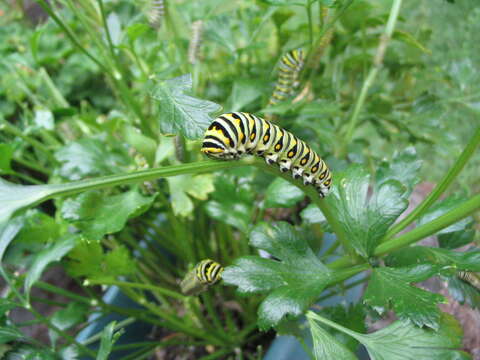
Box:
(150, 74), (222, 140)
(0, 299), (19, 316)
(49, 302), (89, 346)
(121, 125), (157, 165)
(326, 165), (408, 257)
(33, 108), (54, 130)
(300, 203), (326, 225)
(264, 178), (305, 208)
(223, 222), (333, 329)
(227, 79), (264, 112)
(356, 314), (469, 360)
(386, 246), (480, 272)
(363, 265), (446, 329)
(126, 23), (149, 42)
(0, 216), (24, 261)
(0, 326), (24, 345)
(319, 304), (366, 354)
(24, 235), (77, 301)
(393, 30), (431, 54)
(14, 210), (63, 245)
(167, 174), (215, 217)
(0, 144), (14, 174)
(376, 147), (422, 197)
(205, 176), (254, 232)
(61, 189), (155, 240)
(96, 321), (124, 360)
(0, 179), (51, 238)
(448, 276), (480, 309)
(308, 311), (470, 360)
(417, 196), (476, 249)
(308, 316), (357, 360)
(67, 240), (136, 279)
(54, 136), (131, 181)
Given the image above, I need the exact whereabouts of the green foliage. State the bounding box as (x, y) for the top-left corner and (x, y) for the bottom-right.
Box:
(326, 165), (409, 257)
(150, 74), (222, 139)
(363, 265), (446, 329)
(96, 321), (124, 360)
(61, 189), (156, 240)
(308, 311), (470, 360)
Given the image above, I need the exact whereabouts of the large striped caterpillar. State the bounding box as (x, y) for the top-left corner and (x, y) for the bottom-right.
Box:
(180, 259), (223, 296)
(201, 112), (332, 197)
(267, 48), (305, 108)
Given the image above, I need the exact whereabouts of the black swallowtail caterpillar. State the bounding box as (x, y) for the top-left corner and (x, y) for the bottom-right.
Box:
(201, 112), (332, 197)
(458, 271), (480, 291)
(180, 259), (223, 296)
(267, 48), (305, 108)
(147, 0), (165, 28)
(188, 20), (203, 65)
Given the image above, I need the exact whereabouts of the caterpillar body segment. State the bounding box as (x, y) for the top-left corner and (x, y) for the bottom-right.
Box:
(202, 112), (332, 197)
(180, 259), (223, 296)
(267, 48), (305, 108)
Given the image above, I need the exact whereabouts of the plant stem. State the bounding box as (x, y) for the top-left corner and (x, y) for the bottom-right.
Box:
(85, 279), (187, 301)
(306, 0), (314, 47)
(46, 159), (251, 199)
(13, 156), (51, 175)
(384, 125), (480, 239)
(252, 159), (356, 258)
(375, 192), (480, 256)
(36, 0), (109, 74)
(0, 122), (58, 164)
(339, 0), (402, 157)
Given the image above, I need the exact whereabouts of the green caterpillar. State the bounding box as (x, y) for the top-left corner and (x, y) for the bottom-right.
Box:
(201, 112), (332, 197)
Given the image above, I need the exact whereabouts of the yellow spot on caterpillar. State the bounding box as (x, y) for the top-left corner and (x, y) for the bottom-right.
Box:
(275, 144), (281, 151)
(263, 135), (269, 142)
(250, 133), (256, 140)
(301, 159), (307, 165)
(319, 172), (326, 180)
(324, 179), (331, 186)
(288, 151), (294, 158)
(312, 166), (318, 173)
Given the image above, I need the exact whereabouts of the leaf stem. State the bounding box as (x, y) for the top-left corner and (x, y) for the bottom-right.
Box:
(339, 0), (402, 157)
(375, 192), (480, 256)
(384, 125), (480, 239)
(85, 279), (187, 301)
(252, 159), (356, 258)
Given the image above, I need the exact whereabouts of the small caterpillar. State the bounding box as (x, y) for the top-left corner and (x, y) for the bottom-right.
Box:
(188, 20), (203, 65)
(147, 0), (165, 28)
(180, 259), (223, 296)
(201, 112), (332, 197)
(458, 271), (480, 291)
(267, 48), (305, 108)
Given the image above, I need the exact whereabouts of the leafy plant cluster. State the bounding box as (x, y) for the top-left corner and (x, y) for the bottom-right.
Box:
(0, 0), (479, 359)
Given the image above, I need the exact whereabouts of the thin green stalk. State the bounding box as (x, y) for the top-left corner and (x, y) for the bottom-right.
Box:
(384, 126), (480, 239)
(0, 122), (58, 164)
(13, 156), (51, 175)
(307, 311), (360, 339)
(45, 159), (251, 199)
(375, 192), (480, 256)
(36, 0), (109, 74)
(252, 159), (356, 258)
(82, 317), (136, 346)
(34, 280), (92, 304)
(317, 275), (369, 303)
(39, 68), (69, 107)
(85, 279), (186, 301)
(11, 171), (43, 185)
(339, 0), (402, 157)
(306, 1), (314, 47)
